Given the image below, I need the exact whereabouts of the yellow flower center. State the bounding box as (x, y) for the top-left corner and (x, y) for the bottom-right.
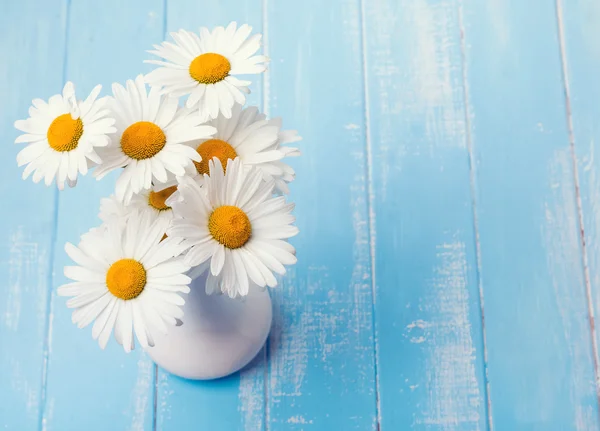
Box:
(194, 139), (237, 175)
(47, 114), (84, 152)
(189, 53), (231, 84)
(208, 206), (252, 249)
(121, 121), (166, 160)
(106, 259), (147, 300)
(148, 186), (178, 211)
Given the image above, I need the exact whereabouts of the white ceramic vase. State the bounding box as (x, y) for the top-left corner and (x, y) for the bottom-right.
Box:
(145, 271), (272, 380)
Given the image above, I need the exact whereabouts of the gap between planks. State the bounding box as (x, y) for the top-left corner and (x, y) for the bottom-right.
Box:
(457, 1), (493, 430)
(358, 0), (381, 429)
(554, 0), (600, 423)
(38, 1), (72, 430)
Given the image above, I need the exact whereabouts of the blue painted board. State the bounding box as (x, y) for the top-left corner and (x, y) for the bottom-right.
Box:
(3, 0), (600, 430)
(0, 2), (66, 430)
(154, 1), (266, 430)
(364, 0), (488, 429)
(266, 0), (377, 429)
(462, 0), (599, 428)
(42, 1), (163, 430)
(560, 0), (600, 422)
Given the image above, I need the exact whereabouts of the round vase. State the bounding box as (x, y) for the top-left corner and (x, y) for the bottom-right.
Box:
(145, 271), (272, 380)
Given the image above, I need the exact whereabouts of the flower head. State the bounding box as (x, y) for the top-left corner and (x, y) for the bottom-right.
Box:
(167, 158), (298, 298)
(58, 211), (191, 352)
(183, 104), (301, 194)
(99, 184), (178, 236)
(93, 75), (216, 204)
(15, 82), (115, 189)
(145, 22), (268, 122)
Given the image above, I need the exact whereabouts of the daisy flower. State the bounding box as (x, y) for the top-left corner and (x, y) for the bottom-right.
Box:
(263, 117), (302, 194)
(145, 22), (268, 122)
(98, 194), (131, 223)
(15, 82), (115, 190)
(167, 158), (298, 298)
(93, 75), (216, 204)
(99, 185), (178, 234)
(182, 104), (301, 194)
(58, 211), (191, 352)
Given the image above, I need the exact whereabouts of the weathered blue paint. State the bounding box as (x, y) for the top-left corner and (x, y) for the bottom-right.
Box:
(41, 1), (163, 430)
(1, 0), (600, 430)
(364, 0), (488, 429)
(0, 2), (66, 430)
(461, 0), (599, 429)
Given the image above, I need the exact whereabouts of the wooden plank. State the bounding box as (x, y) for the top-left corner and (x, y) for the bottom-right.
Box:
(41, 1), (164, 430)
(363, 0), (488, 429)
(0, 1), (66, 430)
(265, 0), (377, 429)
(461, 0), (600, 429)
(559, 0), (600, 427)
(155, 1), (266, 430)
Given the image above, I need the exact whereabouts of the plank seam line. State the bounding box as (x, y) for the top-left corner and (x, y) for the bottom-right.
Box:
(153, 2), (169, 430)
(358, 0), (381, 428)
(555, 0), (600, 421)
(261, 0), (270, 428)
(457, 2), (493, 430)
(38, 1), (72, 430)
(153, 364), (158, 431)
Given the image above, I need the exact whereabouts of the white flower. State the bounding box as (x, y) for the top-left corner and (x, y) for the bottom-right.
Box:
(58, 211), (191, 352)
(15, 82), (115, 190)
(145, 22), (268, 122)
(263, 117), (302, 194)
(167, 158), (298, 298)
(93, 75), (216, 204)
(99, 185), (178, 234)
(181, 104), (301, 194)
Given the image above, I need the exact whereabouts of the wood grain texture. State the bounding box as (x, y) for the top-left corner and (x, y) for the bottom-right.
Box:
(155, 1), (266, 430)
(42, 1), (163, 430)
(559, 0), (600, 423)
(364, 0), (488, 429)
(2, 0), (600, 430)
(461, 0), (600, 429)
(0, 2), (66, 430)
(266, 0), (377, 429)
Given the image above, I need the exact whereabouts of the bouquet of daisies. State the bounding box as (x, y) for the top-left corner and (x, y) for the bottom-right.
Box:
(15, 23), (300, 353)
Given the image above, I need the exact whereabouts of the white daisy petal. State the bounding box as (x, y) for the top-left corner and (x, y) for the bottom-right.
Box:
(146, 24), (267, 119)
(180, 104), (296, 192)
(72, 293), (112, 329)
(147, 260), (190, 278)
(132, 303), (149, 348)
(93, 76), (210, 202)
(67, 289), (108, 308)
(65, 242), (107, 272)
(16, 141), (47, 166)
(211, 244), (225, 275)
(230, 250), (249, 296)
(246, 241), (286, 275)
(141, 298), (169, 336)
(169, 156), (298, 297)
(64, 266), (104, 283)
(59, 213), (190, 352)
(15, 83), (114, 188)
(92, 297), (117, 340)
(117, 301), (134, 352)
(57, 281), (103, 297)
(146, 282), (191, 294)
(254, 239), (297, 265)
(184, 241), (217, 268)
(98, 300), (120, 349)
(239, 248), (266, 288)
(205, 273), (220, 295)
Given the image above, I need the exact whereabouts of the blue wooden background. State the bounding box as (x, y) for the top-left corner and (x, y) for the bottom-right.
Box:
(1, 0), (600, 429)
